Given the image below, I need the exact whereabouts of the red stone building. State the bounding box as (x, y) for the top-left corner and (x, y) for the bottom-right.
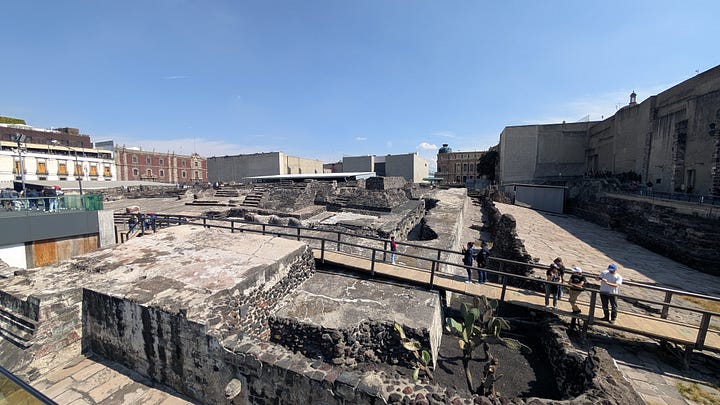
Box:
(114, 146), (207, 184)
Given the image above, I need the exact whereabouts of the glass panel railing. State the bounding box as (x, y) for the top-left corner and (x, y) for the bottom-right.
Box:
(0, 194), (103, 214)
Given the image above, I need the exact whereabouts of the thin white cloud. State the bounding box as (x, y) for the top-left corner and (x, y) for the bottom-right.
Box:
(164, 75), (189, 80)
(417, 142), (437, 150)
(523, 84), (670, 125)
(355, 137), (367, 141)
(433, 131), (457, 138)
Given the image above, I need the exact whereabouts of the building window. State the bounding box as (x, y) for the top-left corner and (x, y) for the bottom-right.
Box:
(14, 160), (22, 174)
(194, 161), (199, 167)
(463, 163), (467, 172)
(159, 158), (164, 165)
(103, 166), (111, 177)
(159, 169), (164, 177)
(182, 170), (187, 178)
(132, 155), (138, 163)
(194, 170), (199, 179)
(133, 168), (139, 176)
(58, 162), (68, 175)
(75, 163), (83, 176)
(146, 157), (152, 164)
(90, 165), (98, 176)
(37, 161), (48, 175)
(181, 161), (186, 167)
(146, 169), (152, 176)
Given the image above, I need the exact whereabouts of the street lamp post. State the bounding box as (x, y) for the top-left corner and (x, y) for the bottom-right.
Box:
(12, 133), (26, 192)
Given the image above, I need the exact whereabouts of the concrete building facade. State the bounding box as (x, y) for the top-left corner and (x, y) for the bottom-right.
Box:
(341, 153), (429, 183)
(498, 122), (593, 185)
(436, 144), (486, 186)
(207, 152), (323, 183)
(109, 143), (206, 184)
(497, 65), (720, 196)
(1, 124), (115, 188)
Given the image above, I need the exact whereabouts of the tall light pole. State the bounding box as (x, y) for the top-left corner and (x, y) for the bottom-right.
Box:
(12, 133), (26, 192)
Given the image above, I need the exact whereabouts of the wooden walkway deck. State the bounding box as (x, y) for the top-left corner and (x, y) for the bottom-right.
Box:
(314, 250), (720, 353)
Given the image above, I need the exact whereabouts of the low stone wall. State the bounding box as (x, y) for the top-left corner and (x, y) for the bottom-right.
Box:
(366, 176), (407, 190)
(482, 195), (534, 277)
(539, 320), (646, 404)
(267, 318), (427, 369)
(568, 194), (720, 276)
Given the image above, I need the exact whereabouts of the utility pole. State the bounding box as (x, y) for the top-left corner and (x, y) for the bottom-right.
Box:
(12, 133), (26, 192)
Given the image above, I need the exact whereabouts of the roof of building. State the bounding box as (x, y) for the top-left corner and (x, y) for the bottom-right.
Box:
(245, 172), (376, 182)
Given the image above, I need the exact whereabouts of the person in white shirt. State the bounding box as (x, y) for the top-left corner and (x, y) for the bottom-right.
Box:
(598, 263), (623, 323)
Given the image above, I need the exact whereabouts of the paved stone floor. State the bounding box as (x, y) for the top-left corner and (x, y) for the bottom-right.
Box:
(459, 201), (720, 405)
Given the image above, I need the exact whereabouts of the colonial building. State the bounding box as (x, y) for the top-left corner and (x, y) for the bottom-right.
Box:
(435, 144), (486, 186)
(207, 152), (323, 183)
(0, 123), (115, 188)
(106, 143), (207, 184)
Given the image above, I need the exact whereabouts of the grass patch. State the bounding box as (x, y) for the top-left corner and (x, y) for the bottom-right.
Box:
(683, 296), (720, 314)
(675, 382), (720, 405)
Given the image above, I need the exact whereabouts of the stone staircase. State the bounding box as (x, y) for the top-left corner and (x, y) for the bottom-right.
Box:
(214, 187), (241, 198)
(242, 185), (271, 207)
(0, 303), (38, 349)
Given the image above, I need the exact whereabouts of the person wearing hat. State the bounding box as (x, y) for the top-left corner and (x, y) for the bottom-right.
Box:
(568, 266), (586, 314)
(598, 263), (623, 323)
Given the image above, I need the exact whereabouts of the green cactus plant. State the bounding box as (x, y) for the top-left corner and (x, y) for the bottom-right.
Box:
(394, 322), (434, 382)
(445, 295), (528, 396)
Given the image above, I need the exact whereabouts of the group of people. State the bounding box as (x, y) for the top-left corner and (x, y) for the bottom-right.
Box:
(544, 257), (623, 323)
(461, 240), (491, 284)
(1, 186), (64, 212)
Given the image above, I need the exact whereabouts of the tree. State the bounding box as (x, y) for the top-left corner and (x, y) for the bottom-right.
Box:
(477, 150), (499, 181)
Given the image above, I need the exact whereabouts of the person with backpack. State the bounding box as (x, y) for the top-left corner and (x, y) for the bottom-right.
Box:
(568, 266), (586, 314)
(462, 241), (476, 283)
(476, 241), (490, 284)
(544, 258), (564, 309)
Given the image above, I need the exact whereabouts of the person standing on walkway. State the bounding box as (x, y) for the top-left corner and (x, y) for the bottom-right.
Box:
(477, 241), (490, 284)
(568, 266), (586, 314)
(544, 262), (562, 309)
(550, 257), (566, 301)
(390, 236), (398, 265)
(462, 241), (476, 283)
(598, 263), (623, 323)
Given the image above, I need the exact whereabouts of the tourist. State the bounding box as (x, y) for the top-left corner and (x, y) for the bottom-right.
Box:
(544, 260), (562, 309)
(390, 235), (398, 265)
(27, 187), (40, 210)
(598, 263), (623, 323)
(477, 241), (490, 284)
(462, 241), (476, 283)
(550, 257), (566, 300)
(568, 266), (586, 314)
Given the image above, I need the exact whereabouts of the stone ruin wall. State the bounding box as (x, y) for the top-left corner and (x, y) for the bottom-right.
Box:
(267, 318), (429, 370)
(568, 195), (720, 276)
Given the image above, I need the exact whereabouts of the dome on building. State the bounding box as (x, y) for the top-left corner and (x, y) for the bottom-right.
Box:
(438, 143), (452, 153)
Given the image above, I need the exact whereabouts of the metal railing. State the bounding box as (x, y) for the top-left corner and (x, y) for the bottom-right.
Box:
(0, 365), (57, 404)
(114, 213), (720, 351)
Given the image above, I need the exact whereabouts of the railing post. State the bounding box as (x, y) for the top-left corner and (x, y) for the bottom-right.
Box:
(371, 249), (376, 276)
(661, 291), (672, 319)
(297, 227), (301, 241)
(383, 241), (388, 262)
(498, 262), (505, 284)
(499, 275), (508, 303)
(262, 224), (266, 235)
(231, 221), (235, 233)
(695, 313), (712, 350)
(587, 291), (597, 324)
(429, 260), (436, 289)
(202, 217), (207, 228)
(337, 232), (341, 251)
(320, 239), (325, 263)
(140, 214), (146, 236)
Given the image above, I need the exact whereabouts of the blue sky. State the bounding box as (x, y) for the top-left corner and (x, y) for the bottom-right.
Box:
(2, 1), (719, 171)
